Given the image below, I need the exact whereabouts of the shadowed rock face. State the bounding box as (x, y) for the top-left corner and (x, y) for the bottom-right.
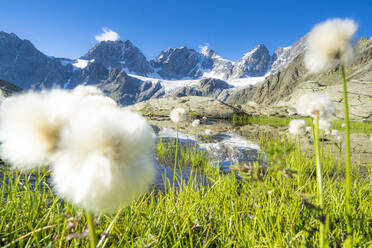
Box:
(98, 69), (164, 106)
(231, 44), (271, 78)
(0, 79), (23, 96)
(171, 78), (233, 101)
(81, 40), (153, 76)
(151, 46), (203, 79)
(0, 32), (71, 89)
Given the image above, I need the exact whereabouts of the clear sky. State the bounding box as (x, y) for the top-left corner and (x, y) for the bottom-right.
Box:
(0, 0), (370, 61)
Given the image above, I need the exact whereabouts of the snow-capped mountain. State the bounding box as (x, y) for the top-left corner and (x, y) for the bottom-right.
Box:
(0, 31), (72, 89)
(269, 35), (307, 74)
(231, 44), (271, 78)
(151, 46), (203, 79)
(0, 30), (308, 105)
(80, 40), (153, 76)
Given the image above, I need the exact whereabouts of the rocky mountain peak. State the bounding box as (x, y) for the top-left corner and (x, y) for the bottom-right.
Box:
(231, 44), (271, 78)
(81, 39), (153, 76)
(151, 46), (203, 79)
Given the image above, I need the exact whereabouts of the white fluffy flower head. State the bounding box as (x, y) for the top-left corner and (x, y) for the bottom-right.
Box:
(296, 93), (334, 118)
(288, 119), (306, 135)
(73, 85), (103, 97)
(0, 92), (66, 169)
(205, 129), (212, 135)
(52, 104), (155, 213)
(192, 119), (200, 127)
(170, 108), (186, 123)
(331, 129), (339, 136)
(305, 18), (358, 73)
(318, 119), (333, 133)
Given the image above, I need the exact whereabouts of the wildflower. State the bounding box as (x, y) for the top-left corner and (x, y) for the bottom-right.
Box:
(331, 129), (339, 136)
(306, 126), (313, 133)
(73, 85), (117, 106)
(0, 92), (65, 169)
(288, 120), (306, 135)
(73, 85), (104, 96)
(192, 119), (200, 127)
(342, 123), (346, 128)
(202, 116), (207, 120)
(52, 103), (155, 213)
(205, 129), (212, 135)
(170, 108), (186, 123)
(305, 18), (358, 73)
(317, 119), (332, 133)
(336, 135), (344, 143)
(296, 93), (334, 119)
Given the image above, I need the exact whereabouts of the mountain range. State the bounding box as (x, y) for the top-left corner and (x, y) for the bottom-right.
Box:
(1, 30), (371, 121)
(0, 31), (306, 105)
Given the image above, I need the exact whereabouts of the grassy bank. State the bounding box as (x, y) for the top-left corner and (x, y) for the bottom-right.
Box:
(231, 114), (372, 133)
(1, 134), (371, 247)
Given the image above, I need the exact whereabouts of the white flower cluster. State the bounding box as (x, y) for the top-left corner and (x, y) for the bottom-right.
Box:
(296, 93), (334, 119)
(170, 108), (187, 123)
(0, 86), (155, 213)
(288, 119), (306, 135)
(305, 18), (358, 73)
(192, 119), (200, 127)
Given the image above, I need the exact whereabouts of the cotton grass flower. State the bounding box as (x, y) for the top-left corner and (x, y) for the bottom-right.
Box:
(0, 92), (65, 169)
(288, 119), (306, 135)
(170, 108), (186, 123)
(73, 85), (117, 106)
(331, 130), (339, 136)
(318, 119), (332, 133)
(296, 93), (334, 119)
(73, 85), (103, 96)
(52, 103), (155, 213)
(205, 129), (212, 135)
(192, 119), (200, 127)
(305, 18), (358, 73)
(336, 135), (344, 143)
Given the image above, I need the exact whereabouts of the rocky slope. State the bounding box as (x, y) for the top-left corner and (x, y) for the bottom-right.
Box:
(0, 79), (23, 96)
(231, 44), (271, 78)
(0, 32), (71, 89)
(98, 69), (164, 106)
(228, 37), (372, 120)
(81, 40), (153, 76)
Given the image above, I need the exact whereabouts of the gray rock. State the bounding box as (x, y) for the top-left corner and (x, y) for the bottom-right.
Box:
(231, 44), (271, 78)
(0, 31), (71, 89)
(151, 46), (203, 79)
(81, 40), (153, 76)
(171, 78), (233, 100)
(98, 69), (163, 106)
(0, 78), (23, 96)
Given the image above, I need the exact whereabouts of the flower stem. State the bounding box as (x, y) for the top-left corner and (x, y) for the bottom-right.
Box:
(340, 64), (353, 247)
(86, 211), (97, 248)
(173, 122), (179, 186)
(314, 113), (325, 248)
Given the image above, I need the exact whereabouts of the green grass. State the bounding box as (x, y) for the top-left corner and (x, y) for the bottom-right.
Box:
(232, 114), (372, 133)
(0, 135), (371, 247)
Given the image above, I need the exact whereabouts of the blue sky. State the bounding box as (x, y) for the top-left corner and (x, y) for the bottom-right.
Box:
(0, 0), (370, 61)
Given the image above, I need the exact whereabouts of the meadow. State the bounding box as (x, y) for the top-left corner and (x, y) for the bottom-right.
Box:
(1, 130), (371, 247)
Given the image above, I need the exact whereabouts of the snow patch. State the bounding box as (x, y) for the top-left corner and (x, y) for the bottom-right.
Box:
(72, 59), (95, 69)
